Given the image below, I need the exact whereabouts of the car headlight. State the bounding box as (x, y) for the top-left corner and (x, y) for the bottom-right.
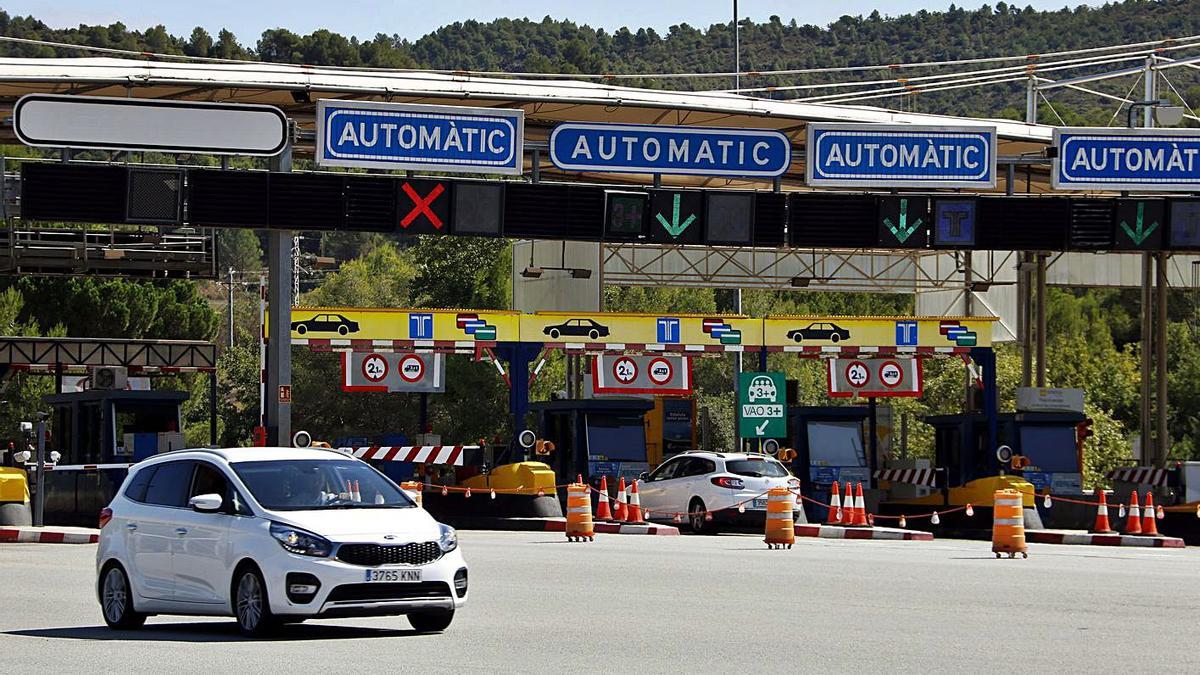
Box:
(437, 523), (458, 553)
(270, 522), (333, 557)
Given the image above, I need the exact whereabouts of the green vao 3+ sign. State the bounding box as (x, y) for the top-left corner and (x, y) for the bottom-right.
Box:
(737, 371), (786, 438)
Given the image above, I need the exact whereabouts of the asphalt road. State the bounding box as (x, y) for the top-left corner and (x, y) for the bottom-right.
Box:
(2, 532), (1198, 673)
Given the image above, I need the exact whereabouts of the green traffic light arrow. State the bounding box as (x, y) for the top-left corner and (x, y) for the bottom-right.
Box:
(883, 198), (923, 243)
(655, 194), (697, 237)
(1120, 202), (1160, 246)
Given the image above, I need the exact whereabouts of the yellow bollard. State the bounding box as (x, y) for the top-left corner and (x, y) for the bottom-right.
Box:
(400, 481), (423, 508)
(763, 487), (795, 550)
(565, 483), (595, 542)
(992, 489), (1028, 559)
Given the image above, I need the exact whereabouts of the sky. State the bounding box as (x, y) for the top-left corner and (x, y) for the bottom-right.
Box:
(6, 0), (1104, 44)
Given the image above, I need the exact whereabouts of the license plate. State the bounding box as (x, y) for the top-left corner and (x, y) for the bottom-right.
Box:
(364, 568), (422, 583)
(752, 498), (769, 509)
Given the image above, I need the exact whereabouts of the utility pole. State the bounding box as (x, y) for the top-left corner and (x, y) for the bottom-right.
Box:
(734, 0), (740, 92)
(732, 0), (743, 452)
(227, 267), (235, 349)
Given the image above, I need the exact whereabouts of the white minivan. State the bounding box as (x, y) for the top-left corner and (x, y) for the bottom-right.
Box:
(96, 447), (467, 636)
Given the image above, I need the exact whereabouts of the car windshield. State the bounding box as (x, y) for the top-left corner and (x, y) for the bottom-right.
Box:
(726, 459), (790, 478)
(231, 459), (416, 510)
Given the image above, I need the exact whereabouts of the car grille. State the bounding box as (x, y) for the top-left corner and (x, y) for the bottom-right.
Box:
(336, 541), (443, 567)
(326, 581), (451, 603)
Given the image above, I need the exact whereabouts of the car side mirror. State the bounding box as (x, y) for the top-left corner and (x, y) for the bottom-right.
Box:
(189, 493), (223, 513)
(638, 472), (649, 482)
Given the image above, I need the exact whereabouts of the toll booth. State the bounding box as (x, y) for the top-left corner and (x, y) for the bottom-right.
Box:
(42, 389), (189, 525)
(925, 411), (1085, 494)
(924, 410), (1087, 529)
(789, 406), (872, 521)
(530, 399), (654, 486)
(645, 397), (697, 466)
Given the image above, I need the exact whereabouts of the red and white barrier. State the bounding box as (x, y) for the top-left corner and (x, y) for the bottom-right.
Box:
(1106, 467), (1170, 487)
(0, 527), (99, 544)
(336, 445), (475, 466)
(1025, 530), (1184, 548)
(874, 468), (937, 488)
(795, 523), (934, 541)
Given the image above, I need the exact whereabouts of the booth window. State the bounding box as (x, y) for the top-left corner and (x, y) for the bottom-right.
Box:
(806, 421), (866, 467)
(585, 414), (648, 462)
(1019, 426), (1079, 473)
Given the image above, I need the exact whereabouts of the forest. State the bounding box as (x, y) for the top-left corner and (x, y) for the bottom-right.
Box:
(2, 1), (1200, 484)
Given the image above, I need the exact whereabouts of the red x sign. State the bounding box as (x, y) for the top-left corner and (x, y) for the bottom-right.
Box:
(400, 182), (446, 229)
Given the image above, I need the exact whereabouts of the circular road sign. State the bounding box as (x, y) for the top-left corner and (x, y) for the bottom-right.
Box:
(518, 429), (538, 449)
(398, 354), (426, 383)
(844, 360), (870, 388)
(647, 357), (673, 386)
(612, 356), (639, 385)
(361, 353), (389, 383)
(879, 360), (904, 388)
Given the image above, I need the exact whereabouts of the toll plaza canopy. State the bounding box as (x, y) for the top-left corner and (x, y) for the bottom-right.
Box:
(0, 57), (1054, 191)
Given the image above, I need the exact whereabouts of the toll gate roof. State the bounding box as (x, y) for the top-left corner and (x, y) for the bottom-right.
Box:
(0, 56), (1054, 191)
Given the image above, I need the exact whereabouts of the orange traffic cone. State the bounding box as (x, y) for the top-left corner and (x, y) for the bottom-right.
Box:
(1125, 490), (1143, 534)
(840, 482), (854, 525)
(1141, 492), (1159, 536)
(614, 477), (628, 522)
(627, 480), (645, 524)
(826, 480), (842, 524)
(852, 483), (869, 526)
(595, 476), (614, 521)
(1091, 490), (1114, 534)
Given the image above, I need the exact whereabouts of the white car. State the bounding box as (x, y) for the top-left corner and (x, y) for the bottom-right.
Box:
(95, 447), (467, 636)
(638, 451), (800, 534)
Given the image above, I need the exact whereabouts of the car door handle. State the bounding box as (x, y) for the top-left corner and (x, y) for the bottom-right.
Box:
(126, 523), (138, 531)
(174, 528), (188, 536)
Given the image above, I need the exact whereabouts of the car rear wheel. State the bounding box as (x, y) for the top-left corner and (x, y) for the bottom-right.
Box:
(296, 325), (307, 335)
(689, 498), (717, 535)
(409, 609), (455, 632)
(338, 325), (349, 336)
(831, 333), (841, 343)
(234, 566), (277, 637)
(588, 329), (599, 340)
(100, 563), (146, 630)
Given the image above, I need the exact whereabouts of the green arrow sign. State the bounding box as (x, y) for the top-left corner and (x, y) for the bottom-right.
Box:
(1120, 202), (1160, 246)
(737, 371), (787, 439)
(655, 193), (697, 237)
(884, 198), (923, 243)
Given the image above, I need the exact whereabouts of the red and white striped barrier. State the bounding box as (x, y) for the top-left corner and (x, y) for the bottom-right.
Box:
(38, 463), (134, 472)
(794, 523), (934, 541)
(1106, 467), (1170, 487)
(543, 519), (680, 536)
(336, 445), (475, 466)
(1025, 530), (1184, 548)
(0, 527), (99, 544)
(874, 468), (937, 488)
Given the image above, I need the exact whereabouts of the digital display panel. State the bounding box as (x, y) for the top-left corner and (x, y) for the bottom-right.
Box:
(604, 191), (648, 239)
(451, 182), (503, 236)
(704, 192), (754, 245)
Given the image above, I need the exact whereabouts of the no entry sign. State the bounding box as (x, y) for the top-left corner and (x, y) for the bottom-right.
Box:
(828, 358), (922, 398)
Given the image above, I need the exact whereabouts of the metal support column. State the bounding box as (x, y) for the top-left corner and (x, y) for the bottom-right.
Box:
(497, 342), (540, 461)
(1140, 255), (1153, 463)
(732, 288), (743, 452)
(1155, 251), (1170, 465)
(1025, 77), (1038, 124)
(265, 141), (293, 447)
(974, 347), (999, 459)
(963, 253), (975, 411)
(1035, 253), (1047, 387)
(209, 370), (218, 445)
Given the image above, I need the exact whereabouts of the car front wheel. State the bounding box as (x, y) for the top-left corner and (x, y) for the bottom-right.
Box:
(549, 329), (561, 339)
(409, 609), (455, 632)
(792, 334), (803, 343)
(234, 566), (277, 637)
(100, 563), (146, 630)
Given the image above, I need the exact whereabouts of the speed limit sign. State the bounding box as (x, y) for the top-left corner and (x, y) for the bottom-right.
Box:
(612, 356), (638, 385)
(361, 353), (389, 383)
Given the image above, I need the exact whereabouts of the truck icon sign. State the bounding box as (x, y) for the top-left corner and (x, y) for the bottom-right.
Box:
(748, 376), (777, 403)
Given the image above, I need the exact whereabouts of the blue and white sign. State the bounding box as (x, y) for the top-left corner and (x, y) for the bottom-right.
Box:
(1053, 128), (1200, 192)
(316, 100), (523, 174)
(549, 122), (791, 177)
(806, 123), (997, 189)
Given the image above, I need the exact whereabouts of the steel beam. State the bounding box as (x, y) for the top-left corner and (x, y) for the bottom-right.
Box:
(265, 142), (293, 447)
(1155, 251), (1169, 465)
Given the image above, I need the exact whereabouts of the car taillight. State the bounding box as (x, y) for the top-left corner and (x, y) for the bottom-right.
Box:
(711, 476), (744, 490)
(98, 507), (113, 529)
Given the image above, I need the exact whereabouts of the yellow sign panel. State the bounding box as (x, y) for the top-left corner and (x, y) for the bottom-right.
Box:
(763, 316), (993, 349)
(284, 308), (994, 350)
(286, 307), (520, 343)
(520, 312), (760, 349)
